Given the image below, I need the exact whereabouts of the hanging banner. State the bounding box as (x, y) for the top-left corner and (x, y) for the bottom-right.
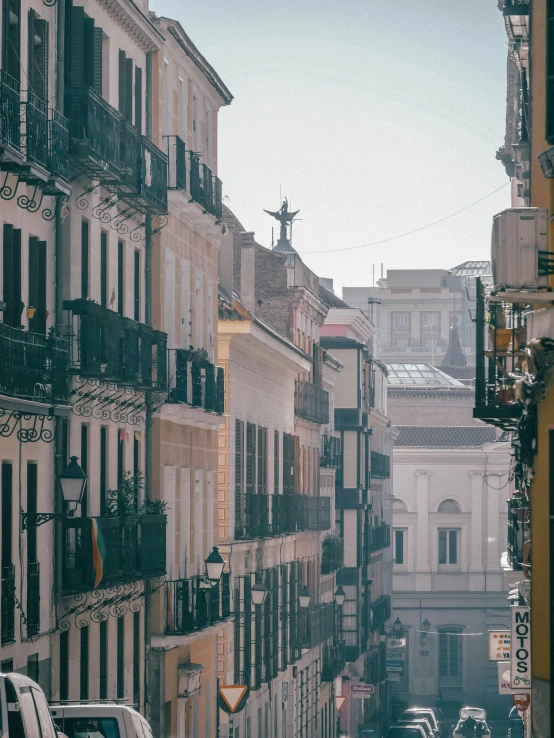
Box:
(510, 607), (531, 690)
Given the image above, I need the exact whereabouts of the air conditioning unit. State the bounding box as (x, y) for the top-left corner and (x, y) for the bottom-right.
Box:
(491, 207), (548, 290)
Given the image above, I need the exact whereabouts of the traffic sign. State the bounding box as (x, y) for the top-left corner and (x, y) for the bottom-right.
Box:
(350, 683), (375, 697)
(513, 693), (530, 712)
(218, 685), (248, 714)
(335, 696), (347, 712)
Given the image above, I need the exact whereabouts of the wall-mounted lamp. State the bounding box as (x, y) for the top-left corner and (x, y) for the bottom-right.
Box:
(420, 618), (431, 645)
(22, 456), (87, 530)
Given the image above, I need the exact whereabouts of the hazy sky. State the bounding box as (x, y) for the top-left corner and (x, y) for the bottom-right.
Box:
(151, 0), (510, 293)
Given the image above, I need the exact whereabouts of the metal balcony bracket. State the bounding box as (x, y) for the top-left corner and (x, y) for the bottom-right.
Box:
(69, 376), (148, 426)
(42, 193), (69, 222)
(92, 193), (118, 222)
(538, 251), (554, 276)
(0, 171), (22, 201)
(17, 183), (44, 213)
(76, 182), (100, 210)
(111, 206), (139, 235)
(43, 0), (57, 6)
(57, 576), (164, 630)
(21, 511), (59, 530)
(129, 220), (145, 242)
(0, 408), (57, 443)
(151, 214), (169, 237)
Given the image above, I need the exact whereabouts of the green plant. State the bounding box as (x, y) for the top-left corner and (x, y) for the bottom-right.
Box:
(139, 498), (169, 515)
(190, 347), (210, 366)
(105, 471), (144, 516)
(321, 534), (343, 574)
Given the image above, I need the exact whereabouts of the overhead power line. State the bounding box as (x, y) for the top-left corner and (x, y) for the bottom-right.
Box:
(300, 181), (510, 255)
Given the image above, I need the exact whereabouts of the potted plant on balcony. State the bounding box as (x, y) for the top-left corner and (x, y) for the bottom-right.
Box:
(190, 347), (210, 368)
(105, 471), (143, 517)
(321, 534), (343, 574)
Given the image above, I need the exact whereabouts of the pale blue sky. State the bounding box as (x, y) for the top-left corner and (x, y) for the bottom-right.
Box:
(151, 0), (510, 291)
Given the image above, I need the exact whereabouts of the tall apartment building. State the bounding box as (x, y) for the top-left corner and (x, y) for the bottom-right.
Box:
(343, 263), (491, 370)
(320, 291), (395, 737)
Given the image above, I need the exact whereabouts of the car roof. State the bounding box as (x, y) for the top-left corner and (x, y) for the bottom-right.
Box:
(50, 704), (144, 720)
(404, 709), (436, 715)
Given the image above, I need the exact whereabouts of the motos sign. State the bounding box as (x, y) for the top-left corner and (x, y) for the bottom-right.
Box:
(510, 606), (531, 690)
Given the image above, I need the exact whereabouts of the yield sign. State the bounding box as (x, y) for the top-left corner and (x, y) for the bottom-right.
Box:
(219, 685), (248, 714)
(335, 696), (347, 712)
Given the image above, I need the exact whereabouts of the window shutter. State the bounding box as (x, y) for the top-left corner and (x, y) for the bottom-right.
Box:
(118, 49), (126, 115)
(27, 9), (35, 94)
(3, 0), (21, 82)
(134, 66), (142, 134)
(124, 56), (133, 123)
(83, 17), (93, 88)
(92, 26), (102, 95)
(3, 224), (14, 325)
(36, 241), (46, 334)
(69, 5), (85, 88)
(246, 423), (256, 496)
(28, 236), (38, 329)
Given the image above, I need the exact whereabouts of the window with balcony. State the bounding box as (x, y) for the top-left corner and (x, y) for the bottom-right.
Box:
(392, 334), (409, 349)
(438, 528), (459, 567)
(392, 312), (410, 329)
(439, 628), (462, 688)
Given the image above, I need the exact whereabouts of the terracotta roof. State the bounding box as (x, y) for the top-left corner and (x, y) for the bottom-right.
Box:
(395, 426), (498, 447)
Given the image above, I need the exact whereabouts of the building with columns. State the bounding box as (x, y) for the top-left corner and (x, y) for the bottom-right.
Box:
(388, 370), (512, 718)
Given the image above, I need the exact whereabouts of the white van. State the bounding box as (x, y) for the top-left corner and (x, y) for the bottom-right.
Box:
(50, 702), (155, 738)
(0, 671), (59, 738)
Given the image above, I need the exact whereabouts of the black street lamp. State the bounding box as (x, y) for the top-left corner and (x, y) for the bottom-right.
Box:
(335, 585), (346, 608)
(298, 585), (312, 609)
(205, 546), (226, 583)
(22, 456), (87, 530)
(251, 580), (268, 608)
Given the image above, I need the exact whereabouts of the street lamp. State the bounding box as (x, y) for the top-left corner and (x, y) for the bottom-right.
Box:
(335, 586), (346, 608)
(205, 547), (225, 583)
(420, 618), (431, 645)
(379, 625), (387, 644)
(299, 585), (312, 609)
(22, 456), (87, 530)
(394, 617), (404, 638)
(251, 580), (268, 607)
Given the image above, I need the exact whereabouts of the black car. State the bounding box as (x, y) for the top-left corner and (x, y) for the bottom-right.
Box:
(400, 708), (442, 737)
(387, 726), (428, 738)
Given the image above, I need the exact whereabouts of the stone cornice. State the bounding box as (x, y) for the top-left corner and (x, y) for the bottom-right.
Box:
(95, 0), (164, 51)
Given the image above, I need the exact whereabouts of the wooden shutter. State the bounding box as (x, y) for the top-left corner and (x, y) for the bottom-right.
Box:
(234, 420), (243, 536)
(28, 9), (47, 99)
(257, 427), (267, 495)
(27, 235), (46, 334)
(134, 66), (142, 134)
(3, 224), (21, 328)
(117, 240), (124, 315)
(246, 423), (256, 496)
(69, 5), (85, 88)
(3, 0), (21, 82)
(118, 49), (126, 115)
(81, 220), (89, 299)
(274, 431), (279, 493)
(133, 249), (140, 321)
(92, 26), (103, 95)
(100, 231), (108, 308)
(294, 435), (300, 494)
(124, 56), (133, 122)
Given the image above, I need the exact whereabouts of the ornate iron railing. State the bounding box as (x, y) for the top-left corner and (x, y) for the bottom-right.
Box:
(0, 71), (21, 153)
(370, 594), (391, 631)
(119, 119), (139, 193)
(61, 515), (166, 595)
(27, 562), (40, 636)
(370, 523), (391, 554)
(66, 86), (122, 181)
(294, 381), (330, 424)
(320, 435), (341, 468)
(136, 136), (168, 213)
(0, 323), (69, 403)
(167, 349), (224, 414)
(213, 176), (222, 220)
(303, 602), (335, 649)
(23, 91), (48, 168)
(64, 299), (168, 391)
(235, 493), (331, 539)
(371, 450), (390, 479)
(1, 565), (15, 644)
(507, 498), (531, 571)
(48, 109), (69, 181)
(165, 571), (231, 636)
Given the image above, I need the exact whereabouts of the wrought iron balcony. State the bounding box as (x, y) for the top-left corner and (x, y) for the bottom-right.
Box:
(66, 86), (123, 182)
(303, 602), (335, 649)
(165, 572), (231, 636)
(0, 71), (21, 158)
(189, 152), (222, 220)
(134, 136), (168, 214)
(320, 435), (341, 468)
(167, 349), (224, 413)
(61, 514), (166, 596)
(1, 565), (15, 644)
(370, 594), (391, 631)
(303, 495), (331, 531)
(48, 109), (69, 182)
(64, 299), (167, 391)
(503, 0), (529, 15)
(27, 562), (40, 636)
(235, 493), (331, 539)
(371, 450), (390, 479)
(370, 523), (391, 554)
(23, 91), (48, 170)
(119, 119), (139, 193)
(295, 381), (330, 424)
(321, 639), (346, 682)
(0, 323), (69, 404)
(507, 498), (531, 571)
(321, 535), (343, 575)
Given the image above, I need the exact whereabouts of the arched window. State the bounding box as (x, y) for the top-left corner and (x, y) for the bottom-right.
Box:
(437, 499), (462, 514)
(392, 498), (408, 513)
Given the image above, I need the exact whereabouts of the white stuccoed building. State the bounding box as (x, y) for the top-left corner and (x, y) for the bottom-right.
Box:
(388, 364), (513, 720)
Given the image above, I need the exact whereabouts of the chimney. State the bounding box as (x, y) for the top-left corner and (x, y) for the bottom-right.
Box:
(240, 232), (256, 313)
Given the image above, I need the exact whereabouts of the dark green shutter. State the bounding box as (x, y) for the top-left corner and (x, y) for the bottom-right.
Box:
(124, 56), (133, 122)
(135, 66), (142, 134)
(83, 17), (94, 87)
(69, 5), (85, 88)
(92, 26), (103, 95)
(118, 49), (125, 115)
(100, 231), (107, 308)
(28, 236), (38, 330)
(3, 225), (22, 328)
(81, 219), (89, 298)
(3, 0), (21, 82)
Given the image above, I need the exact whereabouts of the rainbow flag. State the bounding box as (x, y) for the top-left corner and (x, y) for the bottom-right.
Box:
(91, 518), (106, 588)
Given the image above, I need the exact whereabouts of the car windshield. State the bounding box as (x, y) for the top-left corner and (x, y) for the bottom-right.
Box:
(57, 717), (120, 738)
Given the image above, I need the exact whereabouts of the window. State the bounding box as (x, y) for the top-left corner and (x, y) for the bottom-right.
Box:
(81, 220), (89, 299)
(117, 428), (124, 488)
(80, 626), (88, 700)
(3, 224), (22, 327)
(27, 10), (48, 101)
(134, 250), (140, 321)
(1, 462), (12, 568)
(100, 427), (108, 515)
(100, 232), (108, 308)
(438, 529), (459, 566)
(133, 611), (140, 705)
(99, 620), (107, 699)
(421, 312), (439, 329)
(118, 49), (133, 122)
(274, 431), (280, 493)
(28, 236), (46, 334)
(394, 529), (405, 565)
(437, 499), (461, 514)
(117, 616), (124, 698)
(117, 240), (124, 316)
(60, 717), (121, 738)
(235, 420), (244, 536)
(422, 334), (438, 349)
(282, 433), (296, 495)
(439, 628), (462, 687)
(2, 0), (21, 83)
(59, 630), (69, 701)
(246, 423), (256, 496)
(135, 67), (142, 135)
(392, 312), (410, 329)
(80, 424), (88, 517)
(257, 427), (267, 495)
(27, 654), (39, 683)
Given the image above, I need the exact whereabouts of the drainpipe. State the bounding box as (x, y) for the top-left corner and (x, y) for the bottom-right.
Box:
(54, 0), (66, 603)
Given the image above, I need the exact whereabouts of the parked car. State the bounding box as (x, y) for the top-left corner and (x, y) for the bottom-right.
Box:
(0, 671), (59, 738)
(452, 708), (490, 738)
(50, 703), (154, 738)
(395, 718), (437, 738)
(400, 708), (442, 737)
(387, 726), (428, 738)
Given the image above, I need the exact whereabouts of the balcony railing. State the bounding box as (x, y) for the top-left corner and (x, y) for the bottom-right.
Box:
(295, 381), (330, 424)
(235, 493), (331, 539)
(48, 109), (69, 182)
(303, 602), (335, 649)
(165, 572), (231, 636)
(370, 523), (391, 554)
(119, 119), (139, 193)
(66, 86), (122, 182)
(27, 562), (40, 636)
(0, 323), (69, 404)
(321, 639), (346, 682)
(474, 280), (524, 429)
(189, 152), (223, 219)
(167, 349), (224, 413)
(370, 594), (391, 631)
(64, 299), (167, 391)
(0, 71), (21, 154)
(503, 0), (529, 15)
(371, 450), (390, 479)
(61, 515), (166, 595)
(507, 498), (531, 571)
(320, 435), (341, 468)
(23, 91), (48, 169)
(135, 136), (168, 214)
(1, 565), (15, 644)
